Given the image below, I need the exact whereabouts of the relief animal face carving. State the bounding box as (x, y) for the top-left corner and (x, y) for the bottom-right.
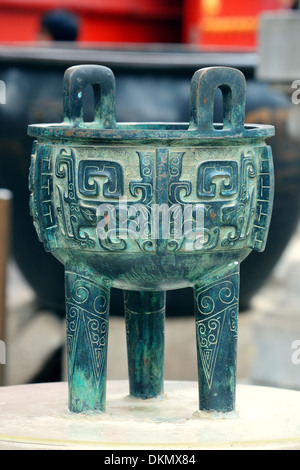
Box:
(30, 144), (273, 256)
(28, 65), (274, 416)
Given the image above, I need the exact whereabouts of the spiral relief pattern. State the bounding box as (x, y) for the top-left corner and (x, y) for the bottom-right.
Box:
(195, 276), (238, 316)
(65, 271), (110, 387)
(40, 143), (273, 255)
(195, 272), (239, 389)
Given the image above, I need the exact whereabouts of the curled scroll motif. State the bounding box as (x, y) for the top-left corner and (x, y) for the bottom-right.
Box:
(221, 151), (257, 247)
(96, 200), (153, 252)
(195, 272), (239, 389)
(55, 148), (96, 247)
(66, 305), (80, 380)
(166, 151), (258, 251)
(195, 279), (237, 316)
(84, 315), (108, 386)
(197, 317), (221, 348)
(55, 148), (77, 204)
(196, 314), (225, 389)
(84, 150), (155, 252)
(78, 200), (98, 224)
(195, 272), (239, 317)
(197, 161), (239, 199)
(229, 305), (238, 339)
(78, 160), (124, 198)
(55, 148), (126, 249)
(98, 234), (127, 251)
(65, 271), (110, 387)
(240, 151), (256, 200)
(184, 227), (220, 251)
(168, 152), (192, 205)
(56, 185), (95, 248)
(129, 151), (154, 205)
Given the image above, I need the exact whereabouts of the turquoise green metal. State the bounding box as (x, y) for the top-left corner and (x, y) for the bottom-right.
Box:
(28, 65), (274, 416)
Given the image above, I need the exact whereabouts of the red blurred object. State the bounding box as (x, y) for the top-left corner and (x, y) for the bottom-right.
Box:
(0, 0), (183, 43)
(183, 0), (282, 50)
(0, 0), (289, 49)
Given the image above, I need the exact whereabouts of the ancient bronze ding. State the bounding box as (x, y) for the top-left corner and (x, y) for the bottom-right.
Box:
(28, 65), (274, 417)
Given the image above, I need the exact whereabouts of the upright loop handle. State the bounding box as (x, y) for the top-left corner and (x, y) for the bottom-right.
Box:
(63, 64), (116, 128)
(189, 67), (246, 135)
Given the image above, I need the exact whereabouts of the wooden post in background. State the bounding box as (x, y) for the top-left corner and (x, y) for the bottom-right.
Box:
(0, 189), (12, 386)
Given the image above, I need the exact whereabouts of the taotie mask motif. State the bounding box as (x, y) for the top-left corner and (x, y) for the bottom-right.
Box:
(28, 64), (274, 417)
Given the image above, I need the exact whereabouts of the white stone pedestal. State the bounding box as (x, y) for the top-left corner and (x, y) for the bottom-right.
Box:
(0, 381), (299, 450)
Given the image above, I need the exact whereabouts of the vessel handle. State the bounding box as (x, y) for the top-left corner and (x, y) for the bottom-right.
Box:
(63, 64), (116, 128)
(189, 67), (246, 135)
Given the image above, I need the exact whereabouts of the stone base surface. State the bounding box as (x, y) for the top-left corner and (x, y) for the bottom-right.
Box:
(0, 381), (299, 450)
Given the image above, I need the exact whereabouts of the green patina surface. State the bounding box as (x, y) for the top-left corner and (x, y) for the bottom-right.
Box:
(28, 65), (274, 415)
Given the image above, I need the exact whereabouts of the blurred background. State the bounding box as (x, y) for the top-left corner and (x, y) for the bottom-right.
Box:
(0, 0), (300, 393)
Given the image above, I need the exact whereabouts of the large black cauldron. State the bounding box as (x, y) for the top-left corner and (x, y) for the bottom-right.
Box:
(0, 45), (298, 315)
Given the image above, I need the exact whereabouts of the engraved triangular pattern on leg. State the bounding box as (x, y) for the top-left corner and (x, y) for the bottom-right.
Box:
(83, 312), (109, 388)
(196, 310), (226, 389)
